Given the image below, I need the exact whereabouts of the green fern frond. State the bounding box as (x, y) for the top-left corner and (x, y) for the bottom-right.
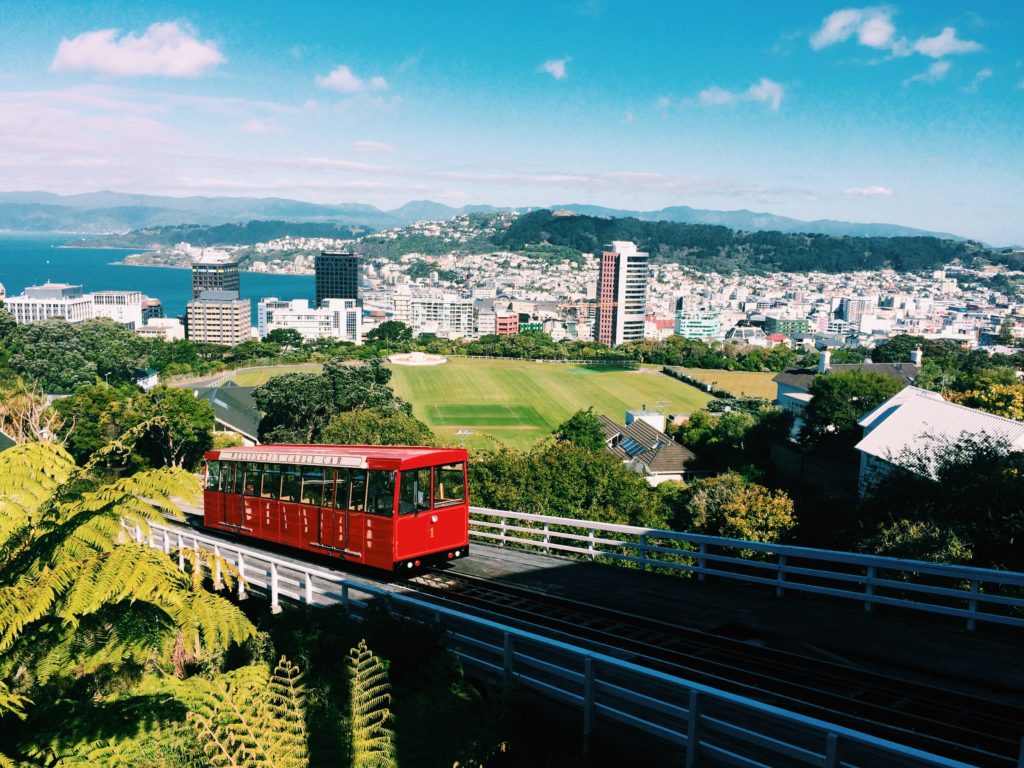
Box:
(348, 640), (397, 768)
(160, 656), (308, 768)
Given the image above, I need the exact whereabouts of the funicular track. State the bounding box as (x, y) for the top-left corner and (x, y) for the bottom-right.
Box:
(408, 568), (1024, 767)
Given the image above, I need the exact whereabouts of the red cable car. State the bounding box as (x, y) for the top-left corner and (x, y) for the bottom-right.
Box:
(202, 445), (469, 571)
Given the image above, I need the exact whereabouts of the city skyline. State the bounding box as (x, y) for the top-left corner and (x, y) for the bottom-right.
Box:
(0, 2), (1022, 244)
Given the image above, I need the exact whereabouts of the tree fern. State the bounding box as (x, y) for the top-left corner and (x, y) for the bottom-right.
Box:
(168, 656), (308, 768)
(0, 442), (257, 764)
(348, 640), (397, 768)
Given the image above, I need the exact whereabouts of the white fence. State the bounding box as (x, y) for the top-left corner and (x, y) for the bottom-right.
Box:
(139, 521), (983, 768)
(469, 507), (1024, 631)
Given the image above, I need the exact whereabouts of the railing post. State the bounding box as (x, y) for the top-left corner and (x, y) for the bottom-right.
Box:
(502, 631), (514, 692)
(237, 552), (247, 600)
(162, 529), (170, 554)
(698, 542), (707, 581)
(967, 579), (980, 631)
(270, 561), (282, 614)
(581, 655), (595, 759)
(685, 690), (703, 768)
(304, 570), (314, 606)
(639, 534), (648, 572)
(864, 565), (875, 613)
(824, 733), (840, 768)
(213, 544), (223, 591)
(177, 533), (185, 571)
(543, 522), (550, 554)
(775, 554), (787, 597)
(499, 516), (507, 547)
(588, 528), (596, 562)
(135, 525), (143, 545)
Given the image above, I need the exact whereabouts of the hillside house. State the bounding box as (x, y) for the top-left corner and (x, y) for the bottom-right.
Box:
(598, 411), (698, 486)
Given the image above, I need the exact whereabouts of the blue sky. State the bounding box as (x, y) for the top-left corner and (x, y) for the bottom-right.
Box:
(0, 1), (1022, 243)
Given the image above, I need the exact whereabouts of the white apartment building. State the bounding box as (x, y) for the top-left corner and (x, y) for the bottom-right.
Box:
(136, 318), (186, 341)
(392, 286), (474, 338)
(91, 290), (146, 329)
(257, 297), (362, 344)
(186, 291), (252, 345)
(5, 283), (94, 324)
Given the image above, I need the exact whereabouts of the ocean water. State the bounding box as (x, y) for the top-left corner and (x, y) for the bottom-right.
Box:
(0, 233), (314, 324)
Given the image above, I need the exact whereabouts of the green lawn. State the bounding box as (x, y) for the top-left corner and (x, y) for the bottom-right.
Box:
(669, 368), (778, 399)
(387, 358), (711, 451)
(229, 364), (323, 386)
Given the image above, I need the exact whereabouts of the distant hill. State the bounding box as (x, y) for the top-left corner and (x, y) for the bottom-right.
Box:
(65, 221), (369, 249)
(0, 190), (968, 240)
(492, 209), (997, 274)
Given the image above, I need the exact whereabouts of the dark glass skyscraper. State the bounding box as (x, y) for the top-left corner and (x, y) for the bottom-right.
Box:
(192, 257), (240, 299)
(315, 251), (360, 307)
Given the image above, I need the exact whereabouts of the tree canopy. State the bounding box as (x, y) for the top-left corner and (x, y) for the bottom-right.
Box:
(553, 407), (606, 451)
(800, 371), (905, 457)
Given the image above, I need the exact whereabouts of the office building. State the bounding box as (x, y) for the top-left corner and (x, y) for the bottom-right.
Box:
(315, 250), (360, 307)
(91, 290), (147, 329)
(595, 241), (648, 347)
(674, 298), (721, 340)
(5, 283), (94, 324)
(392, 285), (473, 338)
(257, 297), (362, 344)
(192, 256), (240, 299)
(186, 290), (251, 345)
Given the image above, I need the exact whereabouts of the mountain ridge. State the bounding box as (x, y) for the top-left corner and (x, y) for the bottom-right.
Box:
(0, 190), (968, 242)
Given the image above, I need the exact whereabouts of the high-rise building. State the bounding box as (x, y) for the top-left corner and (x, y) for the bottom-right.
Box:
(315, 250), (360, 307)
(186, 290), (251, 345)
(192, 256), (240, 299)
(594, 241), (648, 347)
(6, 283), (94, 324)
(674, 297), (721, 340)
(257, 297), (362, 344)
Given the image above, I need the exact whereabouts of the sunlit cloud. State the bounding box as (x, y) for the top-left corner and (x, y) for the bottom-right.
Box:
(355, 140), (397, 153)
(540, 57), (570, 80)
(843, 185), (893, 197)
(913, 27), (982, 58)
(699, 78), (784, 110)
(315, 65), (388, 93)
(51, 22), (225, 77)
(903, 60), (951, 86)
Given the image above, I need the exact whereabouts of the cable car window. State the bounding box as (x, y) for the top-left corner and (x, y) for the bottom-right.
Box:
(205, 461), (221, 491)
(334, 469), (351, 510)
(399, 468), (432, 515)
(243, 463), (261, 496)
(301, 466), (327, 506)
(433, 463), (465, 506)
(261, 464), (281, 500)
(280, 465), (302, 503)
(349, 470), (367, 512)
(366, 471), (395, 516)
(225, 463), (241, 494)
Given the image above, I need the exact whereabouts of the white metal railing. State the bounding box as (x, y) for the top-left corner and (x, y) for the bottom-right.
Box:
(469, 507), (1024, 631)
(137, 520), (986, 768)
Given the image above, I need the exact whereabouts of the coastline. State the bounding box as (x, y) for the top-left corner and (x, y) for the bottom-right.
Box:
(112, 258), (313, 276)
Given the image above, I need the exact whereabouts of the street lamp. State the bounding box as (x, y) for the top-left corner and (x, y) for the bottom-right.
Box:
(455, 429), (474, 448)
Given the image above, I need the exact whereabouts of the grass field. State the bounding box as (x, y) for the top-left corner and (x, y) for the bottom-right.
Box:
(229, 364), (322, 386)
(226, 358), (713, 450)
(387, 358), (712, 451)
(670, 368), (778, 399)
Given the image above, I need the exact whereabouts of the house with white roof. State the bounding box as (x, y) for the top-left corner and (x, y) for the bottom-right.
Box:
(854, 386), (1024, 495)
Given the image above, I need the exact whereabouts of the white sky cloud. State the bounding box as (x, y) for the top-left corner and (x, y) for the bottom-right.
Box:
(699, 78), (784, 110)
(355, 139), (397, 153)
(811, 8), (895, 51)
(844, 185), (893, 197)
(540, 57), (570, 80)
(903, 60), (952, 86)
(51, 22), (224, 78)
(913, 27), (982, 58)
(811, 10), (981, 63)
(315, 65), (388, 93)
(963, 68), (993, 93)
